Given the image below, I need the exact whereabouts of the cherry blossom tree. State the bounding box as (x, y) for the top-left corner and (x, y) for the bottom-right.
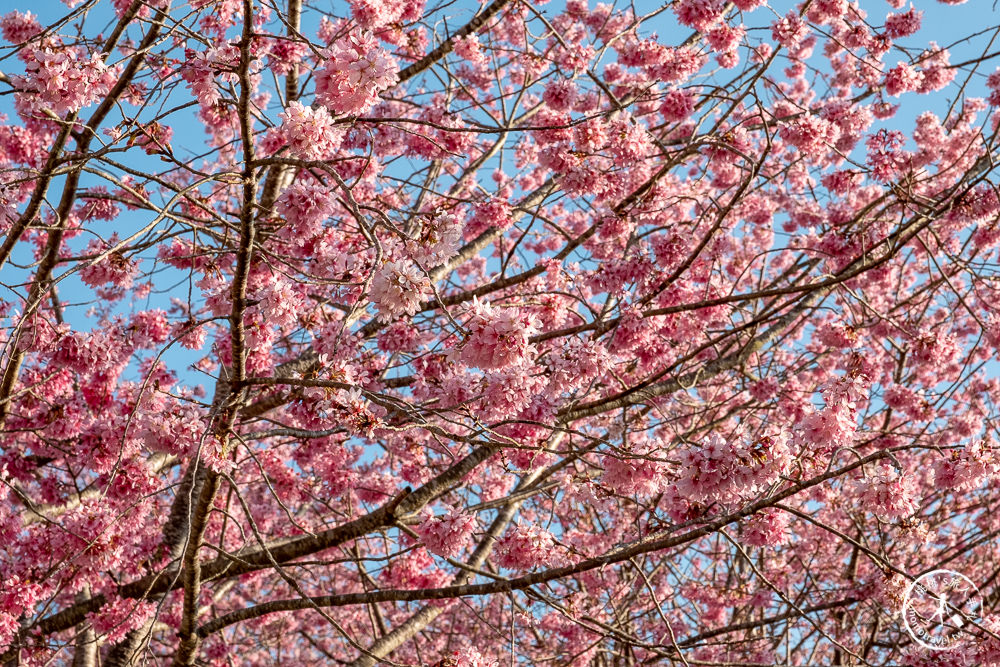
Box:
(2, 0), (1000, 664)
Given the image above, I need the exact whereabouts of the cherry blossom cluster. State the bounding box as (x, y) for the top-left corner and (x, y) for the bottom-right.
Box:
(674, 431), (792, 505)
(316, 30), (398, 115)
(494, 524), (557, 570)
(851, 463), (919, 520)
(12, 47), (120, 115)
(416, 511), (478, 558)
(457, 299), (538, 369)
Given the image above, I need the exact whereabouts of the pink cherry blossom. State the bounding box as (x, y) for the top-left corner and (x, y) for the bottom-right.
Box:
(86, 595), (157, 644)
(458, 300), (537, 369)
(416, 511), (478, 557)
(466, 197), (513, 239)
(772, 11), (809, 48)
(742, 508), (790, 547)
(369, 259), (431, 321)
(406, 210), (462, 265)
(79, 239), (137, 290)
(495, 524), (556, 570)
(885, 6), (922, 39)
(601, 451), (667, 496)
(932, 440), (1000, 490)
(479, 364), (546, 422)
(546, 337), (610, 394)
(851, 464), (919, 519)
(275, 179), (338, 241)
(660, 88), (696, 122)
(865, 127), (908, 182)
(316, 30), (398, 115)
(13, 47), (119, 115)
(265, 100), (344, 160)
(0, 10), (40, 43)
(674, 0), (725, 32)
(447, 647), (500, 667)
(885, 62), (923, 96)
(675, 431), (791, 504)
(780, 114), (841, 155)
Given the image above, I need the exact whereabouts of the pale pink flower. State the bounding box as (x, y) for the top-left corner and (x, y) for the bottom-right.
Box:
(547, 338), (610, 394)
(646, 46), (707, 84)
(275, 180), (337, 241)
(660, 88), (695, 123)
(919, 46), (955, 93)
(932, 440), (1000, 490)
(557, 43), (595, 73)
(417, 512), (478, 557)
(175, 320), (209, 351)
(13, 47), (119, 115)
(454, 34), (487, 66)
(337, 387), (382, 438)
(79, 238), (137, 290)
(772, 11), (809, 48)
(883, 385), (932, 421)
(852, 464), (919, 519)
(349, 0), (425, 30)
(495, 524), (556, 570)
(447, 647), (500, 667)
(885, 6), (922, 39)
(466, 197), (513, 239)
(798, 406), (857, 452)
(821, 169), (864, 194)
(807, 0), (848, 24)
(406, 211), (462, 265)
(911, 332), (960, 367)
(751, 42), (773, 63)
(266, 100), (344, 160)
(180, 44), (240, 109)
(609, 307), (647, 352)
(780, 115), (841, 155)
(313, 14), (340, 44)
(316, 30), (398, 115)
(370, 260), (431, 322)
(742, 508), (790, 547)
(749, 377), (779, 401)
(130, 121), (173, 155)
(543, 78), (578, 112)
(266, 38), (308, 76)
(674, 0), (725, 31)
(973, 615), (1000, 665)
(706, 24), (744, 54)
(379, 547), (449, 590)
(607, 114), (652, 166)
(0, 575), (42, 648)
(479, 365), (546, 421)
(86, 595), (156, 644)
(377, 320), (421, 353)
(601, 453), (667, 497)
(253, 273), (305, 332)
(675, 431), (791, 504)
(129, 310), (171, 349)
(458, 300), (537, 369)
(0, 11), (41, 43)
(885, 62), (923, 97)
(865, 128), (908, 182)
